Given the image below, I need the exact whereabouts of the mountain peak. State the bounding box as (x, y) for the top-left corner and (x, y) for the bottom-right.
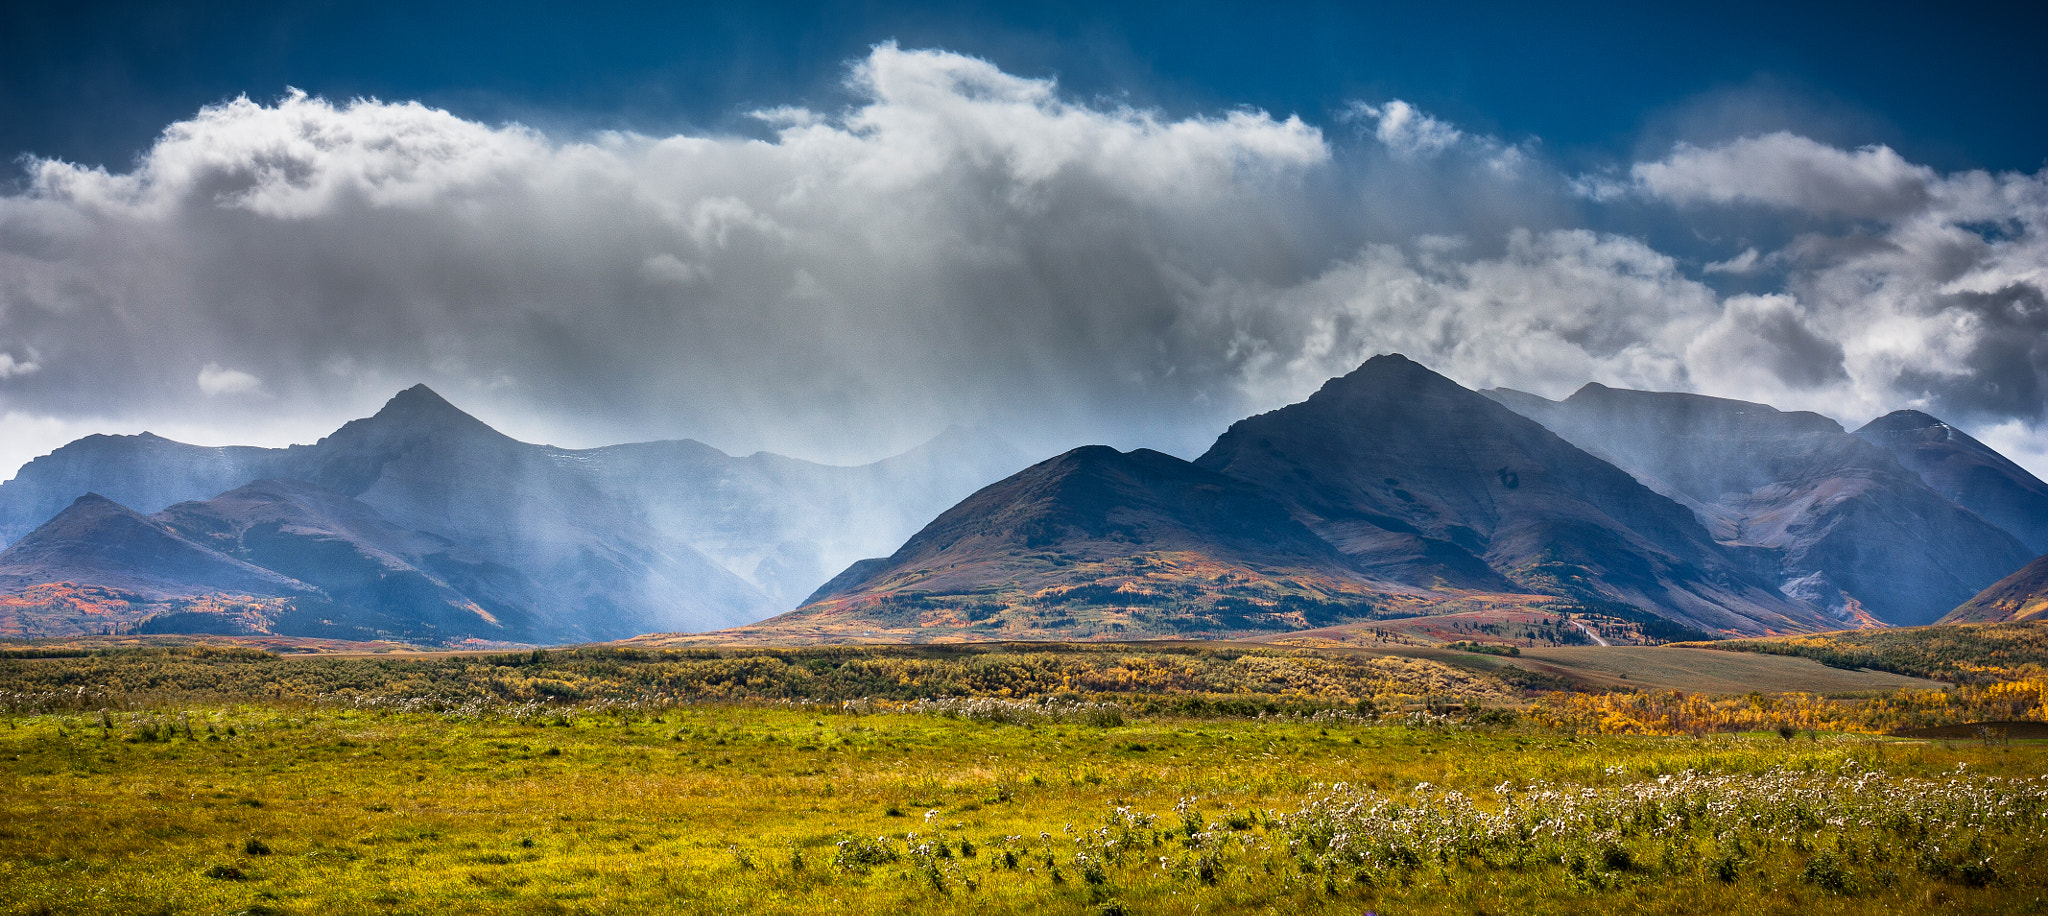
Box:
(62, 492), (129, 515)
(1853, 408), (2048, 554)
(795, 441), (1368, 622)
(359, 384), (496, 437)
(1346, 352), (1429, 378)
(380, 383), (459, 414)
(49, 495), (139, 524)
(1312, 353), (1459, 402)
(1857, 409), (1946, 435)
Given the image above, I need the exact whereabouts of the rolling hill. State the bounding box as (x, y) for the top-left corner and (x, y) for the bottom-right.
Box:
(1946, 556), (2048, 624)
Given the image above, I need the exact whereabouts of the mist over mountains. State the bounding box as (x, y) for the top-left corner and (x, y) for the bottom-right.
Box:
(697, 356), (2048, 645)
(0, 385), (1026, 643)
(1485, 384), (2037, 626)
(2, 354), (2044, 645)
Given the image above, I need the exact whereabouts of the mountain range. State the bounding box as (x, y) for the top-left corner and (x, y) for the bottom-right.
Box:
(0, 386), (1025, 643)
(1199, 358), (1824, 635)
(5, 356), (2045, 645)
(737, 356), (2048, 642)
(1484, 384), (2037, 626)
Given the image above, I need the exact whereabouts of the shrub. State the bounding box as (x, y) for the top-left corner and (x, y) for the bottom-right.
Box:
(1801, 851), (1856, 894)
(832, 835), (900, 875)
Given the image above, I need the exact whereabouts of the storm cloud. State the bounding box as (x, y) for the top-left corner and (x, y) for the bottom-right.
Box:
(1, 44), (2046, 476)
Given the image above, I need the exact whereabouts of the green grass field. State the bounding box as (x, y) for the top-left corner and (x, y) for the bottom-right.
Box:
(3, 641), (2046, 913)
(4, 698), (2047, 915)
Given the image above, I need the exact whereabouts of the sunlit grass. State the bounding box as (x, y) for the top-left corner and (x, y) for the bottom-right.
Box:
(4, 702), (2045, 914)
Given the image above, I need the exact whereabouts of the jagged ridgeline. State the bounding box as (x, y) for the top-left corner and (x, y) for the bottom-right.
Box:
(713, 355), (2048, 644)
(5, 356), (2047, 646)
(0, 387), (1025, 644)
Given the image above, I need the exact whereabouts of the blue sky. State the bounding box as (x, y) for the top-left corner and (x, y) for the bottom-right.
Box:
(8, 1), (2043, 175)
(2, 1), (2047, 476)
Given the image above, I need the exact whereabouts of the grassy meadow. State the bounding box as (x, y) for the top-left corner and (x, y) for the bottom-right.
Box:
(1, 641), (2046, 914)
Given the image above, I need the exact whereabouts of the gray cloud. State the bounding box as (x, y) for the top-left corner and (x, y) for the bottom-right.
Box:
(1685, 294), (1848, 390)
(1, 46), (2047, 480)
(1632, 132), (1935, 218)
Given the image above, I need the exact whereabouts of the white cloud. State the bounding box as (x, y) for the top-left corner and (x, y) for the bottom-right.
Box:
(0, 350), (37, 379)
(1, 45), (2047, 482)
(1348, 99), (1464, 160)
(0, 43), (1330, 465)
(196, 363), (264, 396)
(1583, 132), (2048, 445)
(1631, 132), (1935, 217)
(1201, 229), (1727, 408)
(1684, 294), (1846, 395)
(1703, 247), (1762, 275)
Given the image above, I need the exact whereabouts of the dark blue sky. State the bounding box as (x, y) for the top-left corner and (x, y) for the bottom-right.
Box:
(6, 1), (2044, 176)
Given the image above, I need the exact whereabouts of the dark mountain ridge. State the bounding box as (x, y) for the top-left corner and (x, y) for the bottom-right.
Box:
(11, 357), (2048, 645)
(810, 445), (1371, 599)
(157, 479), (544, 641)
(0, 493), (313, 600)
(1194, 356), (1827, 636)
(0, 480), (552, 642)
(1947, 554), (2048, 623)
(1855, 409), (2048, 555)
(0, 434), (278, 543)
(773, 445), (1402, 639)
(767, 356), (1836, 642)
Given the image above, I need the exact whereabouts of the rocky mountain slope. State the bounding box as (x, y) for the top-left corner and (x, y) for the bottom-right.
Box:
(0, 386), (1026, 641)
(764, 446), (1405, 640)
(11, 356), (2048, 646)
(0, 480), (549, 642)
(757, 356), (1836, 642)
(1487, 385), (2035, 626)
(1195, 356), (1826, 635)
(1945, 555), (2048, 623)
(0, 493), (313, 601)
(1855, 409), (2048, 555)
(156, 479), (546, 641)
